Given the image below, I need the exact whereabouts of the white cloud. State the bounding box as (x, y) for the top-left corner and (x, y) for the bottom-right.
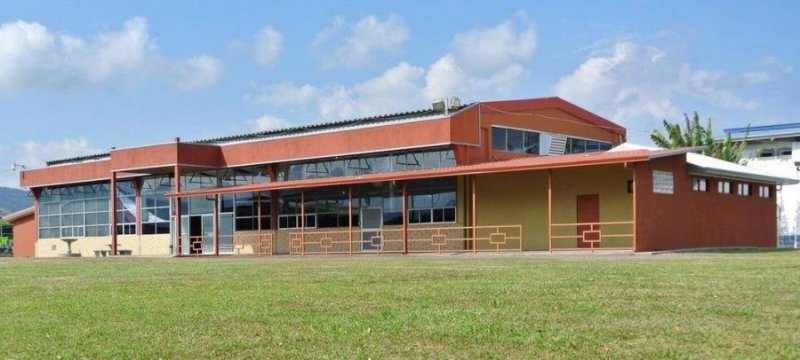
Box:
(318, 62), (426, 120)
(247, 82), (320, 106)
(742, 71), (771, 84)
(0, 17), (222, 93)
(449, 15), (536, 72)
(248, 114), (293, 131)
(0, 137), (100, 188)
(253, 26), (283, 66)
(314, 14), (408, 68)
(555, 41), (757, 125)
(424, 14), (535, 101)
(246, 14), (537, 127)
(169, 55), (223, 90)
(761, 56), (793, 74)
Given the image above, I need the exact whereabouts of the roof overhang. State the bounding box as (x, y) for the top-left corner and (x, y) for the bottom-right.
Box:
(2, 207), (34, 223)
(686, 153), (798, 185)
(165, 149), (689, 198)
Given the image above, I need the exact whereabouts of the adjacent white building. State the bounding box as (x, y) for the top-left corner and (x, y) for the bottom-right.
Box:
(724, 123), (800, 248)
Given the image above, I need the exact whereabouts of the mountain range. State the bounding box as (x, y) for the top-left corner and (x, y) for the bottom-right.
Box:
(0, 187), (32, 217)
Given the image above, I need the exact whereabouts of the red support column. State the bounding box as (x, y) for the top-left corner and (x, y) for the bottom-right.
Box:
(348, 186), (353, 255)
(402, 181), (408, 254)
(214, 195), (220, 256)
(268, 164), (278, 251)
(548, 170), (553, 253)
(471, 175), (477, 255)
(631, 166), (637, 252)
(174, 165), (182, 256)
(110, 171), (118, 255)
(133, 179), (142, 237)
(300, 190), (305, 256)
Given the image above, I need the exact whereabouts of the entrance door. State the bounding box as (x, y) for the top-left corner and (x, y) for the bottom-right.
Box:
(183, 214), (215, 255)
(361, 207), (383, 251)
(576, 194), (599, 248)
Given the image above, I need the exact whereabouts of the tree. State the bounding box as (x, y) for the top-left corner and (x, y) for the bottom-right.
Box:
(650, 112), (747, 163)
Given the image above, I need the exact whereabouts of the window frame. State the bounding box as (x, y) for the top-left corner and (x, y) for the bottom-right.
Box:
(758, 185), (771, 198)
(692, 178), (708, 192)
(717, 180), (732, 194)
(737, 183), (751, 196)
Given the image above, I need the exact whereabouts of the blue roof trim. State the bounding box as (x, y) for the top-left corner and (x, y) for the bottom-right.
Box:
(725, 122), (800, 135)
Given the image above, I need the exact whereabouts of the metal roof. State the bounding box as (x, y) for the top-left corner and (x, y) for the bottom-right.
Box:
(1, 206), (34, 223)
(686, 152), (798, 184)
(723, 123), (800, 141)
(165, 149), (687, 198)
(44, 105), (470, 167)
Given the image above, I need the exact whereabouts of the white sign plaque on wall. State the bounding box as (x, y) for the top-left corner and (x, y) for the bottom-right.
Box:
(653, 170), (674, 194)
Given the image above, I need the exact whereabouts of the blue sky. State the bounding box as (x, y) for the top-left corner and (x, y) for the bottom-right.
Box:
(0, 0), (798, 187)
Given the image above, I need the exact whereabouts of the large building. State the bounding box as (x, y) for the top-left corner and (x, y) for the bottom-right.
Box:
(11, 97), (793, 257)
(724, 123), (800, 248)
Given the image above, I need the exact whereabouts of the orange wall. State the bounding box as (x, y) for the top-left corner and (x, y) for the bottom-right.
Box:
(634, 155), (777, 251)
(10, 214), (36, 257)
(20, 160), (111, 188)
(19, 98), (630, 187)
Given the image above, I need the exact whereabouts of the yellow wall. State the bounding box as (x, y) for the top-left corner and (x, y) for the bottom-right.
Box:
(475, 164), (634, 250)
(475, 170), (549, 250)
(551, 165), (634, 249)
(35, 234), (171, 257)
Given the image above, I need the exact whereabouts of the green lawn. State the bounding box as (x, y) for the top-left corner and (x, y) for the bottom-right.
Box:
(1, 251), (798, 359)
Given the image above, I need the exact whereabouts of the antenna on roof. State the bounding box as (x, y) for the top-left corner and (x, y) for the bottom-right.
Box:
(10, 162), (26, 171)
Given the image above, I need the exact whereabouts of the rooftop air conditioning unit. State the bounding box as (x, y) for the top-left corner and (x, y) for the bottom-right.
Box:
(432, 99), (446, 112)
(448, 96), (461, 110)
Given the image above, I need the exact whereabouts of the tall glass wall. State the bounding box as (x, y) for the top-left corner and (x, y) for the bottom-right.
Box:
(116, 180), (137, 235)
(276, 177), (457, 230)
(38, 182), (110, 239)
(276, 148), (456, 181)
(141, 176), (172, 235)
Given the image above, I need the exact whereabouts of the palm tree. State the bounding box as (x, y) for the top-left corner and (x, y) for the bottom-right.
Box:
(650, 112), (747, 163)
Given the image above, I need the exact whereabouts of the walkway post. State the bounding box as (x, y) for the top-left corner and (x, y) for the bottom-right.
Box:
(300, 191), (305, 256)
(402, 181), (408, 254)
(174, 165), (182, 256)
(471, 175), (477, 254)
(631, 166), (637, 251)
(110, 171), (118, 255)
(214, 194), (220, 256)
(548, 169), (553, 253)
(348, 186), (353, 255)
(133, 179), (142, 252)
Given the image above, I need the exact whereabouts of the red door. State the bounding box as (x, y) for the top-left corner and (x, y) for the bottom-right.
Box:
(576, 194), (599, 248)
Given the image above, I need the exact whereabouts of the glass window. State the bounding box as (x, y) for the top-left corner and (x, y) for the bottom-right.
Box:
(492, 127), (506, 151)
(408, 177), (457, 224)
(493, 126), (543, 155)
(758, 185), (771, 198)
(737, 183), (751, 196)
(506, 129), (524, 152)
(718, 181), (731, 194)
(523, 132), (540, 154)
(141, 176), (172, 235)
(37, 182), (111, 239)
(565, 137), (612, 154)
(692, 178), (708, 192)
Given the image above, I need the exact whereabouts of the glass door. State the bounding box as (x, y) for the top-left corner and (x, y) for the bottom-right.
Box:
(361, 207), (383, 251)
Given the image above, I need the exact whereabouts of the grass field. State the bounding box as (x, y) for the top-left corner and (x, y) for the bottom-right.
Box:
(1, 251), (798, 359)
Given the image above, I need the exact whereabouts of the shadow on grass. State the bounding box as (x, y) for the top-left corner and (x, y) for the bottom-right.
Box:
(656, 247), (798, 255)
